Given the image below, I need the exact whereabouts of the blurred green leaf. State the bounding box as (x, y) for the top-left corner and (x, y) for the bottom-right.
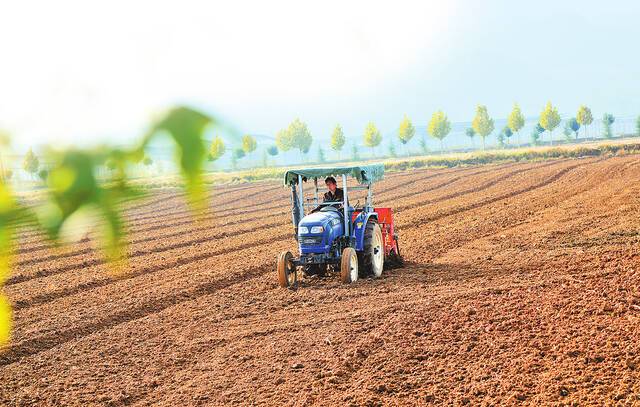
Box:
(0, 294), (10, 345)
(0, 105), (216, 344)
(0, 182), (17, 346)
(142, 106), (213, 212)
(38, 149), (138, 263)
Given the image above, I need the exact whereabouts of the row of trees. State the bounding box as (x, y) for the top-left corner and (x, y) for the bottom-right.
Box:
(16, 148), (156, 182)
(207, 108), (640, 169)
(15, 110), (640, 179)
(208, 134), (279, 169)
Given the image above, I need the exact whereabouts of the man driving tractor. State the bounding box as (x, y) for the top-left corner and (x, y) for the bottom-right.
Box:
(323, 176), (343, 203)
(312, 176), (345, 212)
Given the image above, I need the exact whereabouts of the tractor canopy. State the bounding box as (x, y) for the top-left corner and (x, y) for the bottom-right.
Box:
(283, 164), (384, 186)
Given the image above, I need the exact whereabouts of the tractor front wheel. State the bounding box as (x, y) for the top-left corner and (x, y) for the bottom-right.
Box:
(277, 251), (296, 288)
(340, 247), (358, 284)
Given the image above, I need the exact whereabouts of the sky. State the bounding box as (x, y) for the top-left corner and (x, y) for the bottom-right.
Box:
(1, 0), (639, 150)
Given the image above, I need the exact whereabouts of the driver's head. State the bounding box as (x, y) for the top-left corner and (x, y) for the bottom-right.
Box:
(325, 176), (337, 193)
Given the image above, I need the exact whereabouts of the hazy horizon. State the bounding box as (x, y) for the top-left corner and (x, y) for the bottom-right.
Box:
(1, 0), (639, 150)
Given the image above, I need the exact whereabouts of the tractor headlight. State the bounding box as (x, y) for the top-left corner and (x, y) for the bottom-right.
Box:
(298, 226), (309, 235)
(310, 226), (324, 234)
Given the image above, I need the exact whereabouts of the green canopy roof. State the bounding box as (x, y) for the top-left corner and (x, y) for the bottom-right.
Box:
(283, 164), (384, 185)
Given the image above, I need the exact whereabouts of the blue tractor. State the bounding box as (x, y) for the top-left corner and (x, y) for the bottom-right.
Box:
(277, 165), (401, 287)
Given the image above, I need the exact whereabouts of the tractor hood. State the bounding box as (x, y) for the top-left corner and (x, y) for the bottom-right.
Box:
(299, 211), (340, 228)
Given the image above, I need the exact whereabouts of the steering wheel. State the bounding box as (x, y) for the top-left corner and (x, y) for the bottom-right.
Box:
(320, 206), (340, 213)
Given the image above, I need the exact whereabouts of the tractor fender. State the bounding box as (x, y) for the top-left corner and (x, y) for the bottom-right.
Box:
(352, 212), (378, 251)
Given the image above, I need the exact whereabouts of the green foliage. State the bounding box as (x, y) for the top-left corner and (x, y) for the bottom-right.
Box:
(143, 156), (154, 166)
(497, 131), (506, 148)
(317, 146), (326, 163)
(0, 131), (10, 147)
(275, 129), (293, 152)
(0, 106), (215, 345)
(37, 149), (129, 265)
(363, 122), (382, 155)
(388, 140), (397, 158)
(286, 118), (313, 155)
(232, 148), (245, 160)
(472, 105), (494, 150)
(576, 105), (593, 126)
(266, 145), (279, 156)
(398, 115), (415, 146)
(143, 106), (213, 209)
(38, 169), (49, 181)
(330, 124), (346, 153)
(540, 102), (561, 146)
(428, 110), (451, 153)
(465, 127), (475, 140)
(351, 143), (360, 161)
(418, 138), (429, 154)
(0, 180), (19, 344)
(242, 135), (257, 154)
(577, 105), (593, 139)
(503, 126), (513, 142)
(636, 116), (640, 137)
(531, 126), (542, 146)
(208, 136), (226, 162)
(508, 103), (525, 147)
(106, 159), (117, 171)
(23, 148), (40, 177)
(602, 113), (615, 139)
(507, 103), (525, 134)
(564, 117), (580, 141)
(540, 101), (560, 132)
(563, 121), (573, 140)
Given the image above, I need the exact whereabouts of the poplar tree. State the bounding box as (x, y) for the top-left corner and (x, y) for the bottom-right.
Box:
(576, 105), (594, 140)
(540, 102), (561, 146)
(363, 122), (382, 157)
(507, 103), (525, 147)
(472, 105), (494, 150)
(428, 110), (451, 154)
(397, 115), (415, 155)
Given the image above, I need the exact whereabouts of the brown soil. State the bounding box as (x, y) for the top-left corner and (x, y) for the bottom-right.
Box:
(2, 156), (640, 406)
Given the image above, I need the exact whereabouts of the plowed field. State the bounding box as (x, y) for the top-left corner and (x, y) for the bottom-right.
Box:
(2, 156), (640, 406)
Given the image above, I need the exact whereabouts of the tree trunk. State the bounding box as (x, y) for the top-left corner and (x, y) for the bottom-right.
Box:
(440, 139), (444, 154)
(550, 130), (553, 146)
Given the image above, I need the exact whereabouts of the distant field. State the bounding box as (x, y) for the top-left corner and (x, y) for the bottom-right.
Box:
(128, 138), (640, 188)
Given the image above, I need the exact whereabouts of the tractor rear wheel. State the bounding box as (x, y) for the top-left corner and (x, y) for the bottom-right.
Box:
(360, 221), (384, 277)
(277, 251), (296, 288)
(340, 247), (358, 283)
